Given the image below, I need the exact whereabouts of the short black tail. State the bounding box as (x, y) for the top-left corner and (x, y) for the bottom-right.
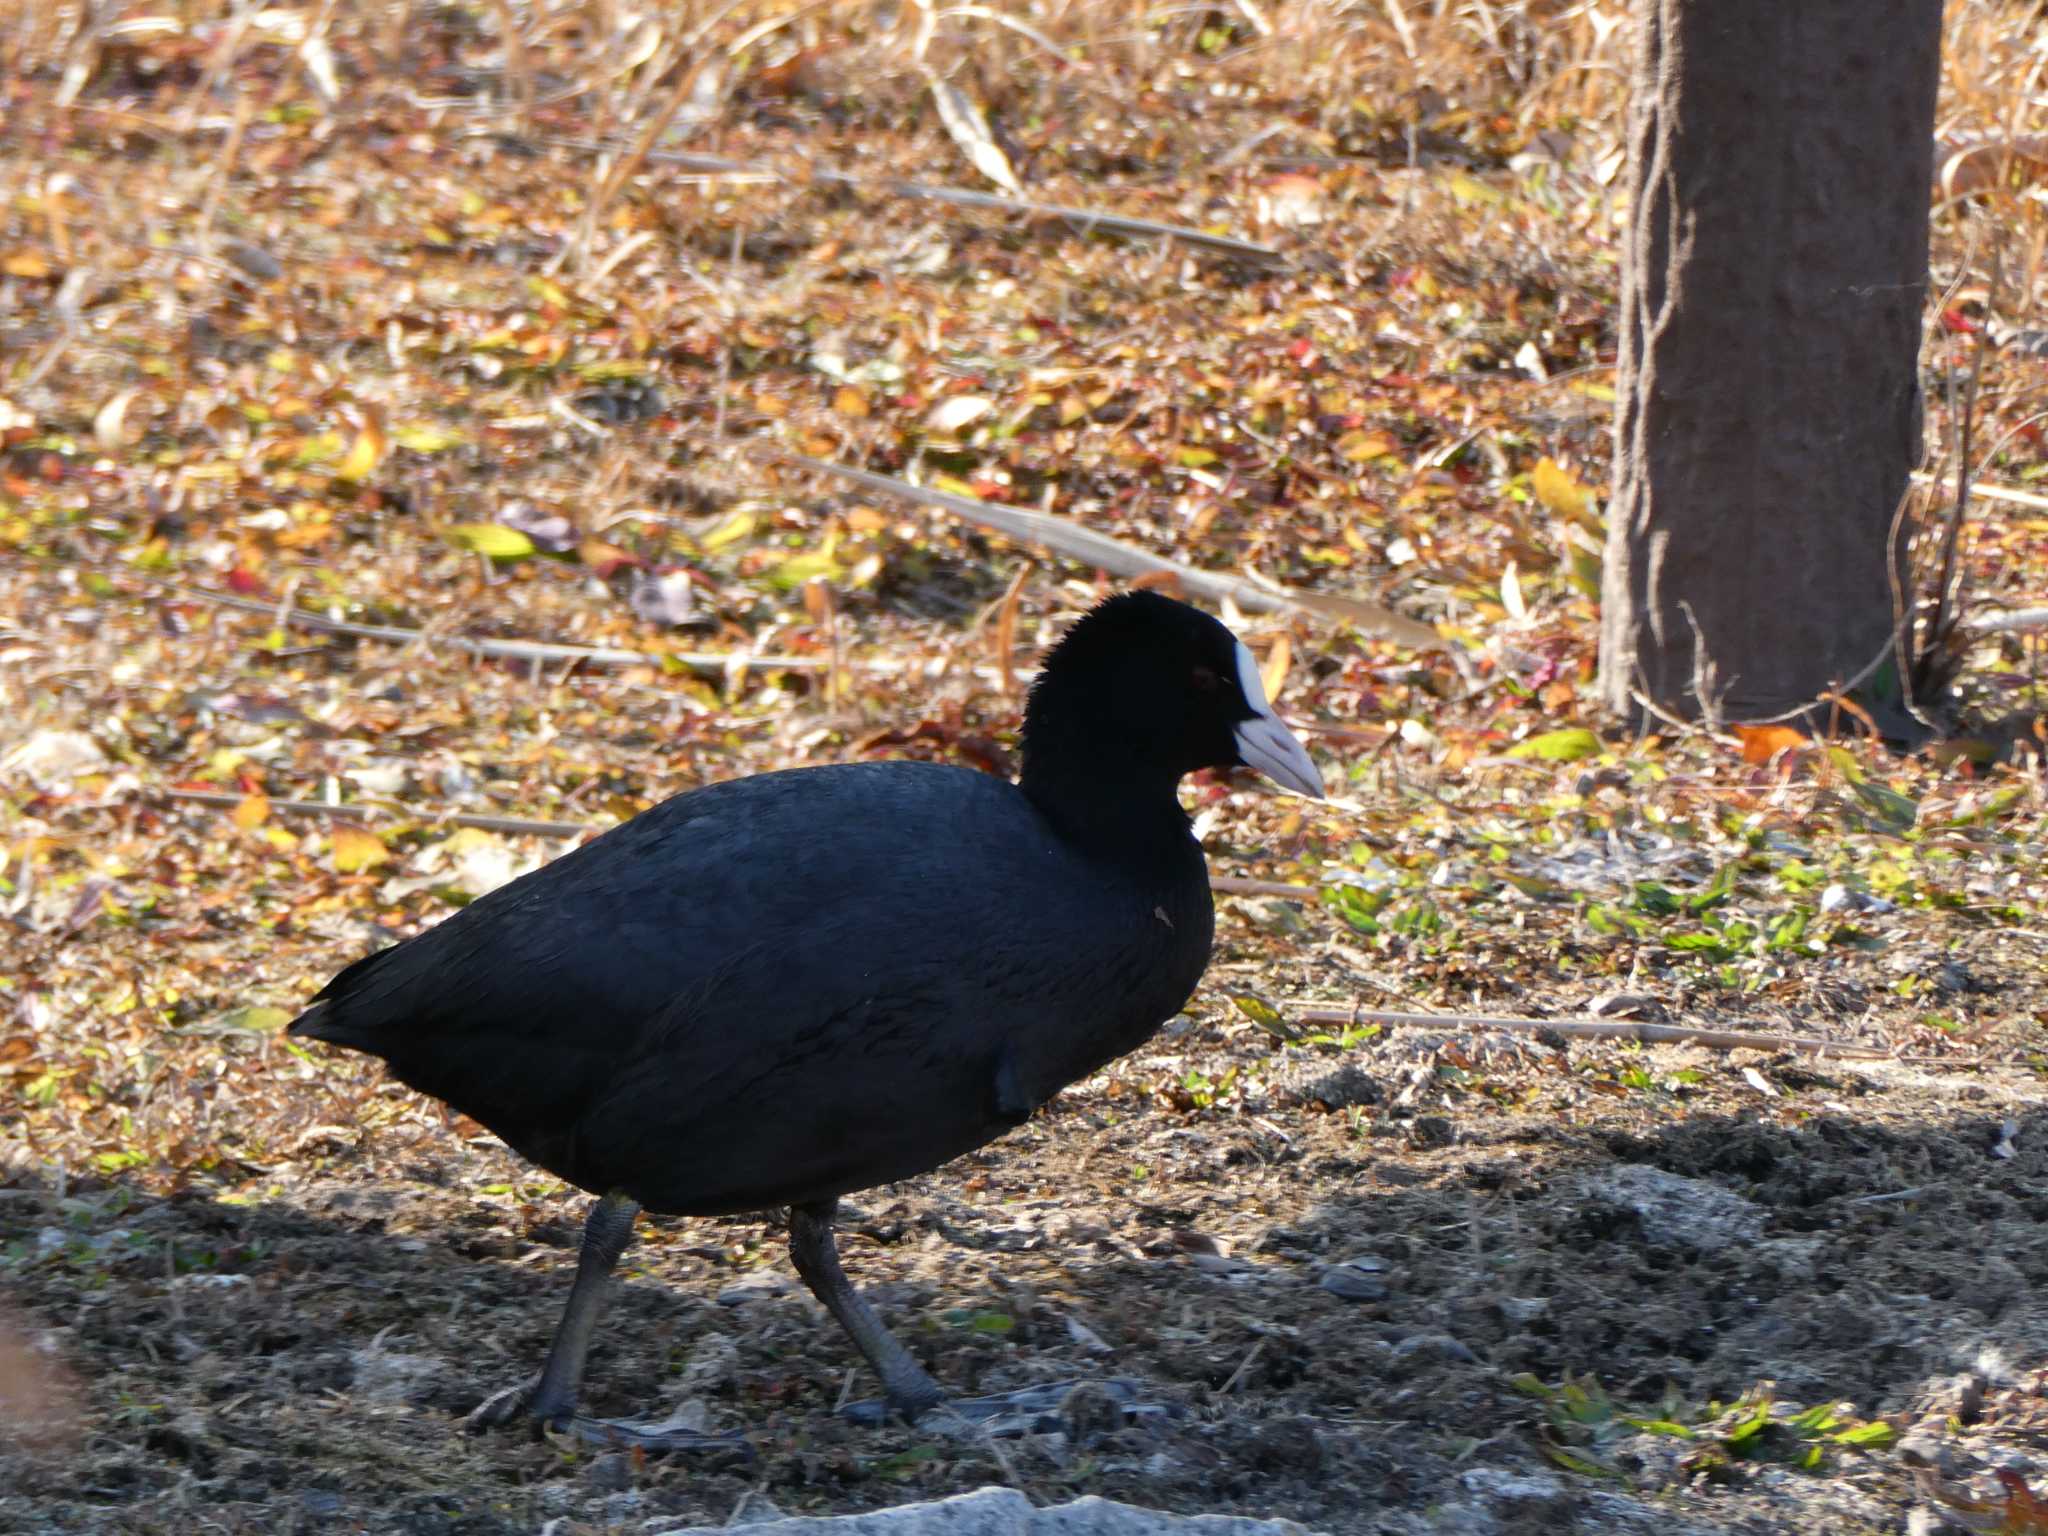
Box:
(286, 944), (399, 1047)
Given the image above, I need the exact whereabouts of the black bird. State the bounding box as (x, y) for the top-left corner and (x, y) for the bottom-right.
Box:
(289, 591), (1322, 1447)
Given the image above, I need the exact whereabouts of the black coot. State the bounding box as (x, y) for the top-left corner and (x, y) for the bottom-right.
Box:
(290, 591), (1322, 1446)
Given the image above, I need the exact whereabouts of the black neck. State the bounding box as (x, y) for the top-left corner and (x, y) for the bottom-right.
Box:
(1018, 735), (1197, 866)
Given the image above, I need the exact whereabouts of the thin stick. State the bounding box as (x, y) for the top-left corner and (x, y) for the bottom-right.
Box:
(1212, 877), (1322, 899)
(773, 452), (1442, 647)
(542, 137), (1286, 264)
(152, 788), (591, 839)
(491, 0), (529, 132)
(1924, 247), (1999, 661)
(155, 579), (864, 673)
(195, 93), (253, 254)
(1967, 605), (2048, 635)
(1909, 469), (2048, 513)
(1290, 1005), (1901, 1061)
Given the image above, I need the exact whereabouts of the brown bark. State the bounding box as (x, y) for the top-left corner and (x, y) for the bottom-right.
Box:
(1598, 1), (1943, 723)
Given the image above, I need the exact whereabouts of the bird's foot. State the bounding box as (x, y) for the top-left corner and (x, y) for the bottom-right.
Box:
(557, 1411), (754, 1457)
(842, 1377), (1176, 1438)
(466, 1377), (548, 1432)
(466, 1379), (751, 1456)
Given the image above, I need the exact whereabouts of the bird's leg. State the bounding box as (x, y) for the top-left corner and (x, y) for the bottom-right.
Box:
(467, 1192), (746, 1455)
(788, 1198), (945, 1421)
(792, 1200), (1179, 1438)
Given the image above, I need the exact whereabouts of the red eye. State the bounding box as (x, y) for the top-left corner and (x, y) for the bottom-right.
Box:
(1191, 664), (1220, 691)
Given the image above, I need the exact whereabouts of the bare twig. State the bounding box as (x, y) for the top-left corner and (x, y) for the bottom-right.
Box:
(490, 0), (530, 131)
(1909, 469), (2048, 513)
(772, 452), (1443, 648)
(541, 137), (1286, 264)
(156, 580), (864, 674)
(1289, 1005), (1898, 1060)
(1212, 877), (1324, 899)
(1966, 605), (2048, 635)
(1923, 247), (2000, 672)
(151, 789), (590, 840)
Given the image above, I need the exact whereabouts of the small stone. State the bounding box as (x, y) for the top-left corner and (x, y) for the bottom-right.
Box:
(581, 1451), (633, 1493)
(1896, 1431), (1954, 1475)
(1407, 1116), (1455, 1149)
(1497, 1296), (1550, 1325)
(298, 1490), (345, 1520)
(724, 1492), (787, 1527)
(1059, 1380), (1127, 1445)
(1392, 1332), (1476, 1365)
(715, 1273), (795, 1307)
(219, 240), (284, 282)
(678, 1332), (740, 1393)
(1318, 1261), (1389, 1303)
(1588, 992), (1663, 1020)
(1249, 1416), (1323, 1474)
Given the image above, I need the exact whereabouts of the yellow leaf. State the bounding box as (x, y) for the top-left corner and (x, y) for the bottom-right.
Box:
(231, 792), (270, 829)
(393, 424), (463, 452)
(2, 249), (51, 278)
(331, 826), (389, 874)
(446, 524), (535, 560)
(1261, 633), (1291, 705)
(833, 385), (870, 418)
(1337, 428), (1398, 462)
(335, 420), (386, 483)
(1448, 172), (1504, 205)
(702, 511), (755, 551)
(1532, 457), (1593, 522)
(526, 275), (572, 310)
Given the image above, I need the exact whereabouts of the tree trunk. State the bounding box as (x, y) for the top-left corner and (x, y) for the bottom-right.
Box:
(1598, 1), (1943, 725)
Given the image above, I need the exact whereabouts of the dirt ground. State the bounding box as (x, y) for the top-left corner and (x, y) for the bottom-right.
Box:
(5, 958), (2048, 1535)
(5, 3), (2048, 1530)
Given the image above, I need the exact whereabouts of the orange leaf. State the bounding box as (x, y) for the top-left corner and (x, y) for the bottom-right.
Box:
(578, 539), (639, 578)
(330, 826), (389, 874)
(1996, 1469), (2048, 1532)
(231, 792), (270, 830)
(1336, 428), (1398, 462)
(1733, 724), (1808, 765)
(833, 385), (870, 418)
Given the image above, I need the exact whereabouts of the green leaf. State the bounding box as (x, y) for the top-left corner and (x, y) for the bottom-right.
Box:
(446, 524), (536, 560)
(1509, 727), (1602, 762)
(1685, 862), (1738, 913)
(768, 549), (844, 591)
(1230, 994), (1291, 1036)
(210, 1006), (294, 1034)
(1851, 780), (1918, 832)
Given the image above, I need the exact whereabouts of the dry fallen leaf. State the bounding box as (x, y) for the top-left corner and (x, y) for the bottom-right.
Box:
(331, 825), (390, 874)
(1732, 724), (1808, 765)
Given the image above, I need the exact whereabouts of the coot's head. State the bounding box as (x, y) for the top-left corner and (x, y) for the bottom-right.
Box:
(1020, 592), (1324, 816)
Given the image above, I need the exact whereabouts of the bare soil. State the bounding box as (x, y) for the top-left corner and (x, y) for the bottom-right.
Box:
(6, 995), (2048, 1535)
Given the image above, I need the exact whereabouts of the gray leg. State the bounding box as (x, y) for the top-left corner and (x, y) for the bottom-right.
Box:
(791, 1200), (1181, 1438)
(788, 1199), (945, 1421)
(467, 1193), (746, 1455)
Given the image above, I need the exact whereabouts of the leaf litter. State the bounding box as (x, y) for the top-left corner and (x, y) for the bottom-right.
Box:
(1, 4), (2046, 1534)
